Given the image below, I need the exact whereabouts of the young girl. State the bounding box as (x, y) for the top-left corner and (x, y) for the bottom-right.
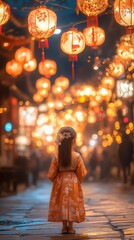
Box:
(47, 126), (87, 234)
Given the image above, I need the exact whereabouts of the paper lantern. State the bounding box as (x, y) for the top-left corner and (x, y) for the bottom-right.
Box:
(55, 76), (70, 90)
(33, 92), (43, 103)
(60, 28), (85, 79)
(101, 76), (115, 89)
(36, 77), (51, 91)
(77, 0), (108, 16)
(6, 59), (23, 77)
(108, 61), (125, 77)
(83, 26), (105, 47)
(116, 42), (134, 60)
(15, 47), (33, 64)
(114, 0), (134, 28)
(23, 58), (37, 72)
(38, 59), (57, 77)
(28, 6), (57, 60)
(0, 1), (10, 26)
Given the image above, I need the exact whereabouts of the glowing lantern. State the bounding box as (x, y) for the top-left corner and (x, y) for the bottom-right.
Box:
(36, 77), (51, 91)
(116, 42), (134, 60)
(15, 47), (33, 64)
(55, 99), (64, 110)
(23, 58), (37, 72)
(83, 26), (105, 47)
(60, 28), (85, 79)
(64, 93), (73, 105)
(6, 59), (23, 77)
(38, 59), (57, 77)
(33, 92), (43, 103)
(98, 87), (112, 101)
(114, 0), (134, 28)
(0, 1), (10, 30)
(87, 110), (96, 123)
(55, 76), (70, 90)
(77, 0), (108, 16)
(108, 61), (125, 77)
(47, 96), (55, 109)
(38, 89), (48, 98)
(28, 6), (57, 60)
(101, 76), (115, 89)
(52, 85), (64, 95)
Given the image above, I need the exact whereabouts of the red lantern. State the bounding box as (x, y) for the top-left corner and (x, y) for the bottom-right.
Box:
(83, 26), (105, 47)
(60, 28), (85, 79)
(38, 59), (57, 77)
(28, 6), (57, 61)
(55, 76), (70, 90)
(15, 47), (33, 64)
(77, 0), (108, 16)
(6, 59), (23, 77)
(0, 1), (10, 33)
(23, 58), (37, 72)
(114, 0), (134, 28)
(36, 77), (51, 91)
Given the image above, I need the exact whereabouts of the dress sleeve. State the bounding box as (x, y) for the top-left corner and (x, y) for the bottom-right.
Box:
(47, 156), (59, 182)
(76, 153), (87, 182)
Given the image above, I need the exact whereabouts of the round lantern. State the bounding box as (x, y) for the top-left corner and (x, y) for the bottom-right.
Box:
(6, 59), (23, 77)
(37, 88), (48, 98)
(108, 61), (125, 77)
(52, 85), (64, 95)
(101, 76), (115, 89)
(83, 26), (105, 47)
(33, 92), (43, 103)
(61, 28), (85, 55)
(0, 1), (10, 26)
(77, 0), (108, 16)
(60, 28), (85, 79)
(55, 99), (64, 110)
(114, 0), (134, 27)
(15, 47), (33, 64)
(55, 76), (70, 90)
(28, 6), (57, 60)
(36, 77), (51, 91)
(38, 59), (57, 77)
(116, 42), (134, 60)
(28, 6), (57, 39)
(23, 58), (37, 72)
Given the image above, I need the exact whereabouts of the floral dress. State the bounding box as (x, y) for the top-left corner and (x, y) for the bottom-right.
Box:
(47, 151), (87, 223)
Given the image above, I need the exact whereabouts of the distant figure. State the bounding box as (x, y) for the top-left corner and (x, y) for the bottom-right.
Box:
(118, 133), (133, 183)
(29, 149), (40, 186)
(47, 126), (87, 234)
(89, 148), (98, 180)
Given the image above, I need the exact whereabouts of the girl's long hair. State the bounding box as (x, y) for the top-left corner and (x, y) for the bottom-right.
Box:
(57, 127), (76, 168)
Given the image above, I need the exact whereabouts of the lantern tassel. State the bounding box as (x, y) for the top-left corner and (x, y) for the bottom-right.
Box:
(72, 60), (75, 80)
(69, 54), (78, 80)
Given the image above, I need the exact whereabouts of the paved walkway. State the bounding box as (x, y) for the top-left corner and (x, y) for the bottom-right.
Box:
(0, 181), (134, 240)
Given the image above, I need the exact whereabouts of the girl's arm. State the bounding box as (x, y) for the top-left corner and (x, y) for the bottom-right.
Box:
(47, 156), (59, 182)
(76, 154), (87, 182)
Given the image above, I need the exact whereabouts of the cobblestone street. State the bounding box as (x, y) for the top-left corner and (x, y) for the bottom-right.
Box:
(0, 181), (134, 240)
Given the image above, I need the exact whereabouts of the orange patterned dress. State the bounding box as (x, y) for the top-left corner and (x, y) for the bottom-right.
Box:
(47, 151), (87, 223)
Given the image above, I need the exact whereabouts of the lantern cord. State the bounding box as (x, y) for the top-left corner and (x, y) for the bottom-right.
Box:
(73, 20), (86, 28)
